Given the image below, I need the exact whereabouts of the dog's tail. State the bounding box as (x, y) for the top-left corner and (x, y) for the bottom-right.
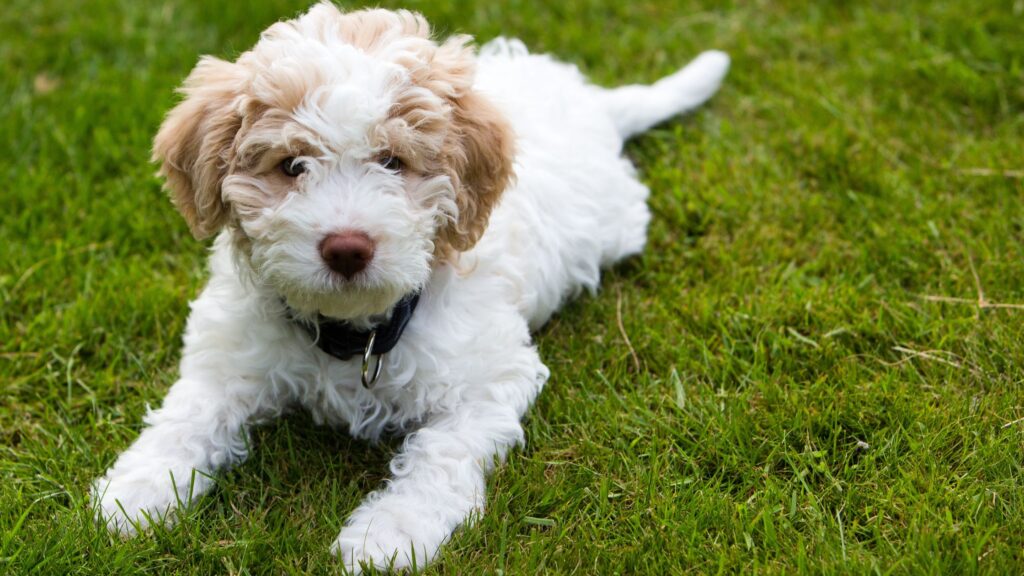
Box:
(599, 50), (730, 140)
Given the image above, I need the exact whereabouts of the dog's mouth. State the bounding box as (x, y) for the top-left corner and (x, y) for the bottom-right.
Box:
(276, 277), (412, 323)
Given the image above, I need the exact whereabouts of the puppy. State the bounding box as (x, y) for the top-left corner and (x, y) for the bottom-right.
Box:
(93, 3), (728, 572)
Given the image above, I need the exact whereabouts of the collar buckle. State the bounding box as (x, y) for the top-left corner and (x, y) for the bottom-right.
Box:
(361, 329), (383, 388)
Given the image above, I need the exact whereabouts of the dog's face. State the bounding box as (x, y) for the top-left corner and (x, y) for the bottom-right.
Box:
(153, 4), (514, 319)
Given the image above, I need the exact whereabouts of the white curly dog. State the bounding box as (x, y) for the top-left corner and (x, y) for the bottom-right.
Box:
(93, 3), (729, 572)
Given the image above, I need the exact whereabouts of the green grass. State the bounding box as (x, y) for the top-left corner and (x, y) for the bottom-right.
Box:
(2, 0), (1023, 573)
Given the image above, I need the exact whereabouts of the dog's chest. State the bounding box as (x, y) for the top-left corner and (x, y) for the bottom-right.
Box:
(293, 334), (449, 440)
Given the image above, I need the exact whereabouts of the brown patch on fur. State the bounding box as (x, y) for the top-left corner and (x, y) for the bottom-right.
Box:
(152, 57), (250, 239)
(434, 89), (516, 256)
(415, 36), (516, 257)
(333, 8), (431, 48)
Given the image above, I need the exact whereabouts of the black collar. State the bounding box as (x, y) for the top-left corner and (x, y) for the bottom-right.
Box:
(291, 292), (421, 363)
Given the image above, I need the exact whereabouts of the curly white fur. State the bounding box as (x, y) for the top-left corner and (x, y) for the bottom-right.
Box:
(92, 4), (728, 573)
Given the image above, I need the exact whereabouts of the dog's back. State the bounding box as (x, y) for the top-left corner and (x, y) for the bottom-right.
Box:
(467, 40), (729, 329)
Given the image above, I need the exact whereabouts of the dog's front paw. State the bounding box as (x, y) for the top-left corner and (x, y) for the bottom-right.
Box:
(91, 466), (194, 536)
(331, 497), (454, 574)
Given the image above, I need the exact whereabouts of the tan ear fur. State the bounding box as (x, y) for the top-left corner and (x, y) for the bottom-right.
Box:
(437, 90), (516, 255)
(425, 39), (516, 257)
(152, 56), (248, 239)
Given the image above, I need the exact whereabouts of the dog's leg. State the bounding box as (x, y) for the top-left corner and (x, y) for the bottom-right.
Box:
(91, 371), (282, 535)
(92, 275), (295, 536)
(332, 404), (527, 571)
(332, 345), (548, 573)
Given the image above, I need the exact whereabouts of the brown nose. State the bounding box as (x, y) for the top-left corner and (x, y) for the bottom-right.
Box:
(319, 231), (375, 279)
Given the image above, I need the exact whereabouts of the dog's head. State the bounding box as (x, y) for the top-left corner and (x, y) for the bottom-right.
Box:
(153, 3), (514, 319)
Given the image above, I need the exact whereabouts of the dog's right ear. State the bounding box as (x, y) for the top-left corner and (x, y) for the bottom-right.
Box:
(153, 56), (248, 239)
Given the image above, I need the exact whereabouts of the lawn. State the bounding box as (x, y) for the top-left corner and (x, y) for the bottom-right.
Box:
(2, 0), (1023, 574)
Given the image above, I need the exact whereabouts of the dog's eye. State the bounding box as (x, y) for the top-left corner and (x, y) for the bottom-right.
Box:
(378, 154), (404, 173)
(280, 157), (306, 177)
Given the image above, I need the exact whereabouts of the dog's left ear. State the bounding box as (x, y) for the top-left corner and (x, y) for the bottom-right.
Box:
(431, 39), (516, 256)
